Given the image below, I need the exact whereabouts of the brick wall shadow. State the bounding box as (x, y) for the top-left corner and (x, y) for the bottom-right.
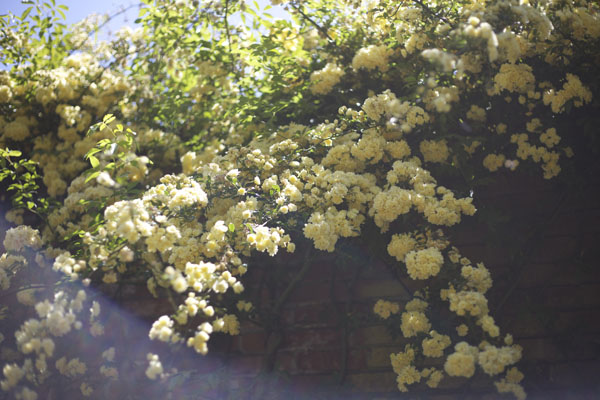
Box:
(208, 170), (600, 399)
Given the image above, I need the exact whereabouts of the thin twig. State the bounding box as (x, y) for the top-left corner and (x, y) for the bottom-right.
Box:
(72, 3), (141, 52)
(333, 251), (368, 385)
(412, 0), (451, 26)
(273, 246), (313, 314)
(261, 246), (313, 373)
(0, 283), (50, 300)
(289, 3), (334, 44)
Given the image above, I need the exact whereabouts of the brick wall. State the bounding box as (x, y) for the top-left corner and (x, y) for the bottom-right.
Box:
(203, 171), (600, 399)
(1, 169), (598, 399)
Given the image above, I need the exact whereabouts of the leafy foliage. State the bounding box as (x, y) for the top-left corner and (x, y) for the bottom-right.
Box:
(0, 0), (599, 399)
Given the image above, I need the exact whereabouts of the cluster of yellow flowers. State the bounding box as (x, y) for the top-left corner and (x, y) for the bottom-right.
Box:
(419, 140), (449, 164)
(352, 44), (393, 72)
(0, 54), (134, 197)
(310, 63), (345, 95)
(404, 247), (444, 280)
(376, 237), (523, 393)
(1, 0), (598, 398)
(0, 288), (110, 399)
(373, 299), (400, 319)
(543, 73), (593, 113)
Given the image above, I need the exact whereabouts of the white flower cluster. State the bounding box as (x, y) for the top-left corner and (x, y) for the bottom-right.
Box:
(3, 226), (42, 253)
(145, 353), (163, 380)
(55, 357), (87, 377)
(1, 289), (99, 395)
(463, 17), (499, 62)
(304, 207), (363, 252)
(352, 44), (393, 72)
(310, 63), (345, 95)
(104, 199), (153, 244)
(444, 340), (522, 381)
(444, 341), (478, 377)
(362, 90), (429, 132)
(404, 247), (444, 280)
(371, 159), (476, 231)
(52, 252), (87, 279)
(149, 315), (179, 343)
(543, 73), (593, 113)
(213, 314), (240, 335)
(387, 233), (417, 262)
(422, 48), (456, 72)
(33, 290), (87, 336)
(373, 299), (400, 319)
(187, 322), (214, 355)
(247, 225), (292, 256)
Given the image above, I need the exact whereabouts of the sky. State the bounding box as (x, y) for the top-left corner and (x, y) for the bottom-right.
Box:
(2, 0), (288, 39)
(2, 0), (143, 38)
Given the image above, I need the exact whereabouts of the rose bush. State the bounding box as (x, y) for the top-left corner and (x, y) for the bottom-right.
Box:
(1, 0), (598, 398)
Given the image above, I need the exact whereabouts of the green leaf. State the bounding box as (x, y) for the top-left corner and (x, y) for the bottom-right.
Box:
(85, 170), (101, 183)
(21, 7), (33, 20)
(103, 114), (116, 124)
(88, 155), (99, 168)
(97, 139), (112, 147)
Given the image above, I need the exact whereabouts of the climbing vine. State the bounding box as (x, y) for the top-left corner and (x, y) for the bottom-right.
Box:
(1, 0), (599, 398)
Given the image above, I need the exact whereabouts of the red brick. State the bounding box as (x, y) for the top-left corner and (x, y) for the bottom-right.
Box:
(229, 355), (263, 375)
(281, 303), (338, 326)
(498, 311), (553, 337)
(347, 348), (368, 371)
(544, 211), (587, 236)
(302, 257), (336, 282)
(348, 371), (397, 392)
(303, 256), (371, 282)
(239, 320), (264, 334)
(581, 232), (600, 252)
(120, 298), (172, 318)
(295, 349), (342, 373)
(562, 192), (600, 211)
(281, 327), (341, 350)
(518, 337), (565, 362)
(286, 280), (331, 303)
(350, 325), (406, 346)
(547, 360), (600, 389)
(542, 284), (600, 308)
(455, 243), (507, 267)
(272, 348), (367, 376)
(356, 279), (415, 299)
(234, 331), (267, 354)
(530, 235), (579, 263)
(553, 309), (600, 334)
(434, 375), (467, 390)
(517, 263), (596, 288)
(502, 284), (600, 312)
(284, 375), (336, 398)
(366, 346), (396, 368)
(274, 350), (298, 373)
(478, 189), (562, 218)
